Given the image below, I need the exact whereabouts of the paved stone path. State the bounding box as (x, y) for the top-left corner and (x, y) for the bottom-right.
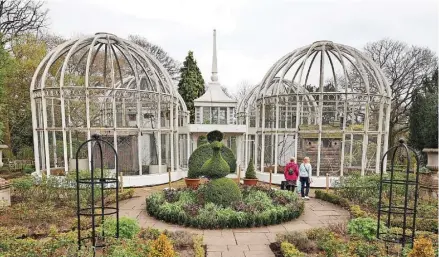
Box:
(118, 184), (349, 257)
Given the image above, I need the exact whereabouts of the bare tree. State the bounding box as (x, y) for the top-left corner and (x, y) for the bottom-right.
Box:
(39, 32), (65, 51)
(128, 35), (181, 82)
(0, 0), (49, 45)
(233, 80), (254, 102)
(221, 85), (233, 98)
(364, 39), (438, 146)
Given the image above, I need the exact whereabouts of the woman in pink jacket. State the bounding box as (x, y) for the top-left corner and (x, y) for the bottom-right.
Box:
(284, 157), (299, 192)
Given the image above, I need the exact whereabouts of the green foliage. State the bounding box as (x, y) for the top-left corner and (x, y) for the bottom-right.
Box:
(280, 242), (306, 257)
(207, 130), (223, 143)
(350, 205), (367, 218)
(305, 228), (345, 257)
(99, 217), (140, 239)
(348, 217), (384, 241)
(314, 190), (350, 209)
(146, 185), (303, 229)
(199, 141), (230, 179)
(409, 70), (438, 150)
(204, 178), (242, 207)
(0, 35), (46, 155)
(197, 135), (208, 146)
(177, 51), (205, 123)
(188, 141), (236, 178)
(245, 157), (257, 179)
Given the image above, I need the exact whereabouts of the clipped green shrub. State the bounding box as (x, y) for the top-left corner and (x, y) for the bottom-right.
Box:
(199, 141), (230, 179)
(245, 157), (257, 179)
(204, 178), (241, 207)
(281, 241), (306, 257)
(207, 130), (223, 143)
(187, 142), (236, 178)
(197, 135), (208, 146)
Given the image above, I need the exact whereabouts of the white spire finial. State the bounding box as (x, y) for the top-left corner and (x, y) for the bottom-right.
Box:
(211, 29), (218, 82)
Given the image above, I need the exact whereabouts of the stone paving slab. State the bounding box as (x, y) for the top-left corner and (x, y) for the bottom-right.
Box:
(118, 187), (350, 257)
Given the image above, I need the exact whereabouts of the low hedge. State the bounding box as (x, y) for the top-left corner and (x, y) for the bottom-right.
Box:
(315, 190), (438, 233)
(146, 186), (304, 229)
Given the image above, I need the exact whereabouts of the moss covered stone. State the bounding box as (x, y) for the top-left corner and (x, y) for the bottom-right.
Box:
(187, 142), (236, 178)
(204, 178), (242, 207)
(199, 141), (230, 179)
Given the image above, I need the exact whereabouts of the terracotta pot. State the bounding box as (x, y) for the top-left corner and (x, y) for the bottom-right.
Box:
(243, 178), (258, 186)
(185, 178), (201, 189)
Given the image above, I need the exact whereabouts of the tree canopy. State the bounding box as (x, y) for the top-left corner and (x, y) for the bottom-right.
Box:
(128, 35), (181, 82)
(408, 69), (438, 151)
(364, 39), (438, 146)
(177, 51), (205, 123)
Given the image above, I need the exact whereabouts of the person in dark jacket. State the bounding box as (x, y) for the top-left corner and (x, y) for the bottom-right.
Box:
(284, 157), (299, 192)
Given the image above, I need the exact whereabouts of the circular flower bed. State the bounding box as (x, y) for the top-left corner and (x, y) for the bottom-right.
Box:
(146, 183), (304, 229)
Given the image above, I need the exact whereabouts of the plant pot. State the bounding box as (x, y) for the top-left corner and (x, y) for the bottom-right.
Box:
(185, 178), (201, 189)
(423, 148), (438, 171)
(243, 178), (258, 186)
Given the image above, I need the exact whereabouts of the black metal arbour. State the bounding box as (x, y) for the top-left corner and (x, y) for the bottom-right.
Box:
(377, 138), (420, 249)
(76, 134), (119, 254)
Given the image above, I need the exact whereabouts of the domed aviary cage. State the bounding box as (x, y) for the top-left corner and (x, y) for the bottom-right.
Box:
(237, 41), (391, 178)
(30, 33), (189, 186)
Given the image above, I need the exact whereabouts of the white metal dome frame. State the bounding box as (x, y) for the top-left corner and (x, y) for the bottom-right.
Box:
(30, 32), (189, 177)
(238, 40), (391, 177)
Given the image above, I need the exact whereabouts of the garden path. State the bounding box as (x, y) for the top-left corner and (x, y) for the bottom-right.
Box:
(118, 183), (349, 257)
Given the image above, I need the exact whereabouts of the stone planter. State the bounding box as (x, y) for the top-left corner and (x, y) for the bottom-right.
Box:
(0, 178), (11, 207)
(243, 178), (258, 186)
(149, 165), (168, 174)
(185, 178), (201, 189)
(69, 158), (89, 171)
(421, 148), (438, 198)
(423, 148), (438, 171)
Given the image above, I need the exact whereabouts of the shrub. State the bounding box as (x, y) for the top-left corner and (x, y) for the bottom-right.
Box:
(314, 190), (350, 208)
(408, 237), (436, 257)
(280, 241), (306, 257)
(350, 205), (367, 218)
(347, 217), (384, 241)
(204, 178), (242, 207)
(207, 130), (223, 143)
(347, 240), (385, 257)
(245, 157), (257, 179)
(244, 190), (273, 211)
(199, 141), (230, 179)
(99, 217), (140, 239)
(148, 233), (176, 257)
(276, 231), (317, 252)
(187, 142), (236, 178)
(193, 235), (205, 257)
(197, 135), (208, 146)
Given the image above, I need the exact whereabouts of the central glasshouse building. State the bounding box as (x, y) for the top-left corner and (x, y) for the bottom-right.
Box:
(31, 32), (391, 186)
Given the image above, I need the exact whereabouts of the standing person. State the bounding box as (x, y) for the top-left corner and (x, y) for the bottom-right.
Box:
(284, 157), (299, 192)
(299, 157), (312, 200)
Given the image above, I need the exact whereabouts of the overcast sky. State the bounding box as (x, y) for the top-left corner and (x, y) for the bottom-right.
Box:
(46, 0), (437, 94)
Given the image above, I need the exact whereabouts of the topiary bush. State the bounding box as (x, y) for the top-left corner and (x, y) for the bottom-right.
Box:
(207, 130), (223, 143)
(204, 178), (241, 207)
(199, 141), (230, 179)
(408, 237), (436, 257)
(245, 157), (257, 179)
(188, 142), (236, 178)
